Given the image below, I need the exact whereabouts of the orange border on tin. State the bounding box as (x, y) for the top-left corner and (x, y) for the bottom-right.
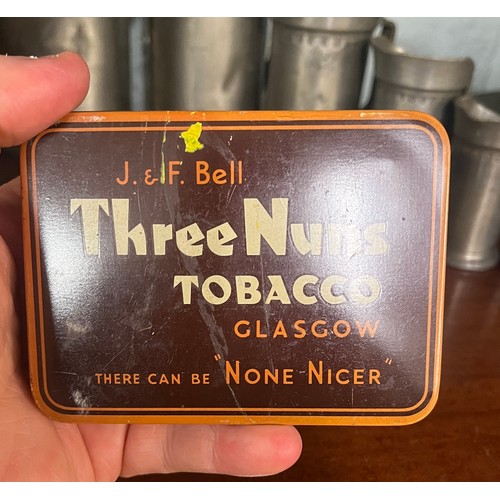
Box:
(21, 110), (449, 425)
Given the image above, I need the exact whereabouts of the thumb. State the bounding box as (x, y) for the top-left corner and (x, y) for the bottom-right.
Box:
(0, 52), (90, 147)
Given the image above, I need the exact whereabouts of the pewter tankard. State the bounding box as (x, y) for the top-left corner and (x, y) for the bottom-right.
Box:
(265, 17), (381, 110)
(370, 36), (474, 129)
(0, 18), (131, 110)
(151, 18), (265, 110)
(448, 93), (500, 271)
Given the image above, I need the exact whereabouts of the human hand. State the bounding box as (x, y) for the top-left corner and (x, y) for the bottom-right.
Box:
(0, 52), (302, 481)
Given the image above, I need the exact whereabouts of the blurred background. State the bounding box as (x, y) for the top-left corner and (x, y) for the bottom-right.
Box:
(1, 17), (500, 481)
(1, 18), (499, 110)
(372, 18), (500, 94)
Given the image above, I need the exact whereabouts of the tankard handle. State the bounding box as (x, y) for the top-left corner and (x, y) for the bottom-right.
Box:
(381, 19), (396, 41)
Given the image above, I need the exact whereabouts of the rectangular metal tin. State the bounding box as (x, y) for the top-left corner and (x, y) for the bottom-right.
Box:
(21, 110), (449, 425)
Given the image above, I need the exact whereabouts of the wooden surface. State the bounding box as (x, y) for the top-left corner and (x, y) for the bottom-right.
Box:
(131, 266), (500, 481)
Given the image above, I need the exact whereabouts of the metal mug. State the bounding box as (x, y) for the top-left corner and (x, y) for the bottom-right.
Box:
(369, 36), (474, 129)
(0, 17), (131, 110)
(265, 17), (382, 110)
(151, 18), (265, 110)
(448, 93), (500, 271)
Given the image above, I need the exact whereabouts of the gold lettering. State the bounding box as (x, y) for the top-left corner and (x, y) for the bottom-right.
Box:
(328, 224), (361, 257)
(202, 275), (231, 305)
(152, 224), (173, 255)
(176, 223), (204, 257)
(265, 275), (291, 304)
(244, 198), (288, 256)
(290, 223), (323, 255)
(206, 222), (237, 256)
(70, 198), (110, 255)
(349, 276), (381, 305)
(112, 199), (147, 255)
(235, 276), (261, 304)
(293, 275), (319, 305)
(320, 275), (347, 305)
(364, 222), (389, 255)
(173, 275), (199, 304)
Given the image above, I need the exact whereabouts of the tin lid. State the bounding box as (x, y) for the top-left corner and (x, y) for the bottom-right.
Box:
(22, 110), (449, 425)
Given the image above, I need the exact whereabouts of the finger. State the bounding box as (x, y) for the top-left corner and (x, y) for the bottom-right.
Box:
(0, 235), (19, 385)
(0, 177), (22, 264)
(121, 424), (302, 477)
(0, 52), (90, 147)
(77, 423), (130, 481)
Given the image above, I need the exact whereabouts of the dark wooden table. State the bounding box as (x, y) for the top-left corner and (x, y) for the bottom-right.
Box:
(132, 266), (500, 481)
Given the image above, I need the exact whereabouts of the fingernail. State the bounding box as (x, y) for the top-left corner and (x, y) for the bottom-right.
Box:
(0, 53), (61, 60)
(40, 53), (63, 59)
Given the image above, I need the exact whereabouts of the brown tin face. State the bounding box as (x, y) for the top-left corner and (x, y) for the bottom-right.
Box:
(21, 111), (449, 425)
